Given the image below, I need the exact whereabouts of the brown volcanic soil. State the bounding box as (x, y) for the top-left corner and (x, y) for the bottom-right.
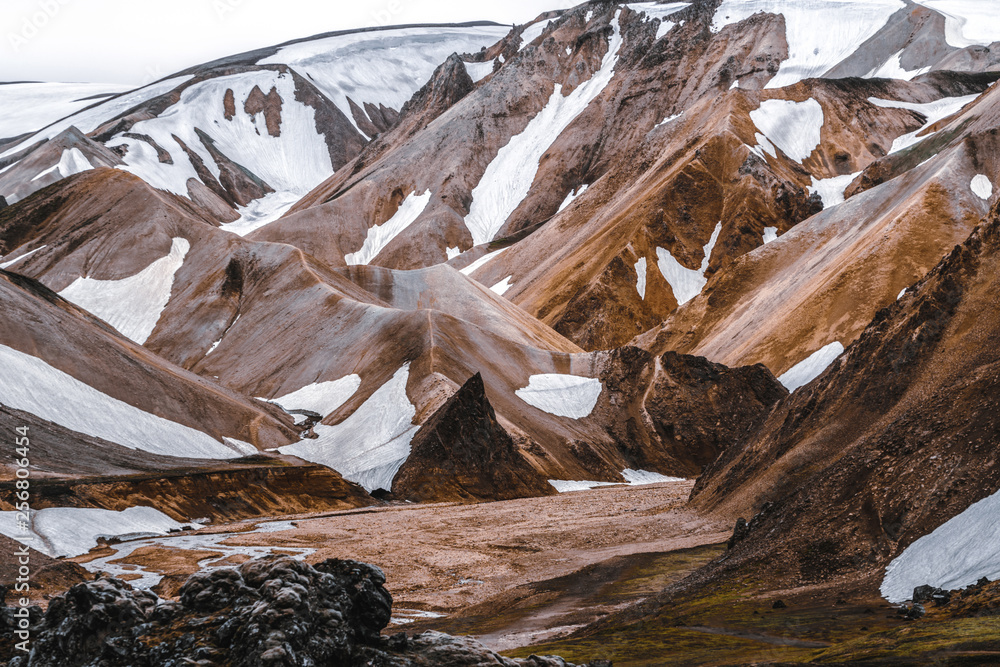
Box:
(100, 481), (728, 615)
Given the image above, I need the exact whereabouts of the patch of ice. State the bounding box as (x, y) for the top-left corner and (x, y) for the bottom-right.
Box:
(0, 245), (46, 270)
(465, 11), (625, 245)
(808, 172), (861, 208)
(491, 276), (514, 296)
(626, 2), (690, 39)
(911, 0), (1000, 49)
(59, 237), (189, 345)
(464, 59), (496, 83)
(0, 82), (129, 140)
(635, 257), (648, 300)
(865, 51), (931, 81)
(446, 246), (462, 260)
(763, 227), (779, 244)
(0, 75), (194, 160)
(31, 148), (93, 183)
(585, 10), (594, 22)
(655, 113), (683, 129)
(259, 26), (508, 136)
(515, 374), (603, 419)
(881, 487), (1000, 603)
(266, 375), (362, 417)
(558, 184), (589, 212)
(0, 344), (243, 459)
(750, 98), (825, 164)
(460, 247), (509, 276)
(750, 133), (778, 160)
(0, 506), (199, 559)
(971, 174), (993, 200)
(711, 0), (905, 88)
(778, 341), (845, 391)
(223, 437), (258, 456)
(108, 71), (334, 204)
(869, 94), (981, 154)
(519, 19), (553, 50)
(345, 190), (432, 265)
(656, 221), (722, 305)
(897, 287), (907, 300)
(222, 191), (304, 237)
(622, 469), (686, 485)
(279, 365), (417, 492)
(206, 314), (240, 356)
(549, 469), (686, 492)
(730, 79), (740, 89)
(77, 518), (313, 590)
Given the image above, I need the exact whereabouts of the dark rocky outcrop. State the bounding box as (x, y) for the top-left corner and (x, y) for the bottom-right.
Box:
(1, 557), (605, 666)
(393, 373), (555, 503)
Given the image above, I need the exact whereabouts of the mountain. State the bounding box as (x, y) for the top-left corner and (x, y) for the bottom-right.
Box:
(2, 1), (1000, 663)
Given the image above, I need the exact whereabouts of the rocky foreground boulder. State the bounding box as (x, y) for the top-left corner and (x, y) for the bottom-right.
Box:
(0, 556), (608, 666)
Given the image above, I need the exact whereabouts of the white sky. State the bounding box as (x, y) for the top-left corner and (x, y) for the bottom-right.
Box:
(1, 0), (576, 85)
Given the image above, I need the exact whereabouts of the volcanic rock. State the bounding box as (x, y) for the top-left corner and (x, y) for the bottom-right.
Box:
(392, 373), (555, 502)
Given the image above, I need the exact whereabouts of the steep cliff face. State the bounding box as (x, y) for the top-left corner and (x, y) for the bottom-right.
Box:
(690, 203), (1000, 587)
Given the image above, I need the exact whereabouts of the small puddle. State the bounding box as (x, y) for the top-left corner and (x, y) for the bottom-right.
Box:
(80, 519), (313, 590)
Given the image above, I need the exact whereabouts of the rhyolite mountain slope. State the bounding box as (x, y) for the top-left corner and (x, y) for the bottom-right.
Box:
(0, 0), (999, 531)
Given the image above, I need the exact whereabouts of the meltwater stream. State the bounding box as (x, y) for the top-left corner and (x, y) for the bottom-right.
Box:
(81, 519), (314, 590)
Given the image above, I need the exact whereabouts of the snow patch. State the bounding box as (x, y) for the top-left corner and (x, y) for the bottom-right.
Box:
(778, 341), (845, 391)
(866, 51), (931, 81)
(655, 113), (683, 129)
(279, 365), (418, 492)
(897, 288), (907, 300)
(59, 237), (188, 344)
(59, 238), (189, 345)
(31, 148), (93, 183)
(460, 247), (509, 276)
(549, 469), (685, 492)
(635, 257), (648, 300)
(515, 374), (603, 419)
(869, 94), (981, 154)
(762, 227), (779, 244)
(971, 174), (993, 200)
(558, 184), (589, 212)
(656, 221), (722, 305)
(0, 506), (199, 559)
(491, 276), (514, 296)
(911, 0), (1000, 49)
(259, 26), (508, 136)
(711, 0), (905, 88)
(206, 314), (240, 356)
(446, 246), (462, 260)
(519, 19), (553, 50)
(0, 245), (46, 270)
(267, 375), (362, 417)
(626, 2), (690, 38)
(463, 60), (496, 83)
(0, 82), (129, 140)
(464, 11), (625, 245)
(345, 190), (432, 265)
(808, 172), (861, 208)
(0, 76), (194, 160)
(0, 344), (241, 459)
(222, 191), (304, 237)
(881, 487), (1000, 603)
(750, 98), (825, 164)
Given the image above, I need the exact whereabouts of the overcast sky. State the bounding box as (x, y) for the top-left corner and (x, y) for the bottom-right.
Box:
(2, 0), (575, 84)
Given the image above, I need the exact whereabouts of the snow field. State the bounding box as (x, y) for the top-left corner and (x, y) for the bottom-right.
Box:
(750, 98), (825, 164)
(625, 3), (691, 39)
(869, 94), (981, 154)
(266, 374), (362, 417)
(460, 247), (509, 276)
(809, 172), (861, 208)
(0, 344), (244, 459)
(881, 487), (1000, 603)
(656, 222), (722, 305)
(971, 174), (993, 200)
(59, 237), (189, 345)
(910, 0), (1000, 49)
(345, 190), (432, 265)
(0, 82), (129, 140)
(778, 341), (845, 391)
(711, 0), (905, 88)
(464, 11), (625, 245)
(549, 469), (685, 492)
(0, 506), (199, 558)
(279, 364), (418, 492)
(635, 257), (648, 299)
(515, 373), (604, 419)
